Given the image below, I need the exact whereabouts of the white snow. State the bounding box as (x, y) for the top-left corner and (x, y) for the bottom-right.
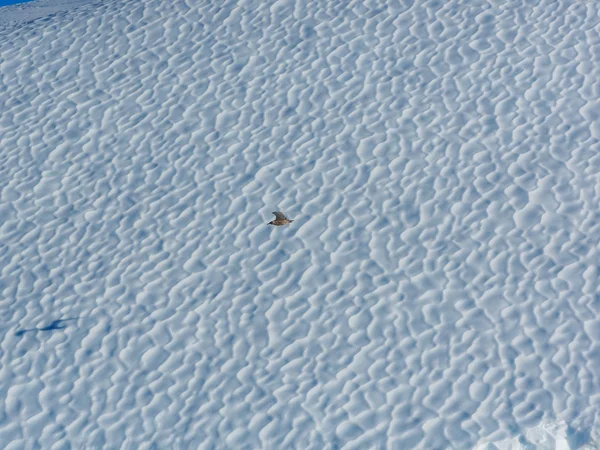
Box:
(1, 0), (600, 448)
(0, 0), (92, 25)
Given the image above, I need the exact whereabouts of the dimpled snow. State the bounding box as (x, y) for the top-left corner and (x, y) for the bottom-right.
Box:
(1, 0), (600, 449)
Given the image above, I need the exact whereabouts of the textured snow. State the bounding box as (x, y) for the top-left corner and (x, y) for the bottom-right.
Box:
(1, 0), (600, 448)
(0, 0), (92, 24)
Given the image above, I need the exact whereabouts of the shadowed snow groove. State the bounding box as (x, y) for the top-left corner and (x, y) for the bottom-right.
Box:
(1, 0), (600, 449)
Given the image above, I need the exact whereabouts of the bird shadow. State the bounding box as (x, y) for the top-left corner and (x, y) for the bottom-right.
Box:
(15, 318), (79, 337)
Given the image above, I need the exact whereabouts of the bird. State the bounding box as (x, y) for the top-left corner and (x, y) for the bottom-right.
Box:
(268, 211), (294, 226)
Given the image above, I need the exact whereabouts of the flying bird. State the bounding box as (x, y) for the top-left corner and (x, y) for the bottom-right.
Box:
(268, 211), (294, 226)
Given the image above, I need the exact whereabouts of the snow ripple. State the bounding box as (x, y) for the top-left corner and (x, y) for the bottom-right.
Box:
(1, 0), (600, 448)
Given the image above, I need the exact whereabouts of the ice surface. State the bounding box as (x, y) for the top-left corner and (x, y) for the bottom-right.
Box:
(1, 0), (600, 448)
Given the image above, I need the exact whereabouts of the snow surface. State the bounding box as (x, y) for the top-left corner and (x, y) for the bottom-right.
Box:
(0, 0), (92, 24)
(1, 0), (600, 448)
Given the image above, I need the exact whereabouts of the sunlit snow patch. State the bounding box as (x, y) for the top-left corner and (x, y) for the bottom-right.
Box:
(476, 418), (600, 450)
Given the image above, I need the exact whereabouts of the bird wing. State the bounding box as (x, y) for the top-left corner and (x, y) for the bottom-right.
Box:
(272, 211), (287, 220)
